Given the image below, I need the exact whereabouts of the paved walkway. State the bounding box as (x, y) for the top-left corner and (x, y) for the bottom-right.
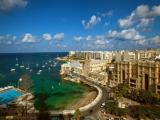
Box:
(49, 74), (104, 116)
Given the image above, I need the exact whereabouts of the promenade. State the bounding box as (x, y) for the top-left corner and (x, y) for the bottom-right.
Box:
(49, 73), (105, 116)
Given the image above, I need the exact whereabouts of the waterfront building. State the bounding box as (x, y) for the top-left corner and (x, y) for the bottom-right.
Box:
(82, 53), (107, 76)
(111, 60), (160, 95)
(69, 51), (76, 57)
(60, 61), (83, 75)
(74, 51), (106, 60)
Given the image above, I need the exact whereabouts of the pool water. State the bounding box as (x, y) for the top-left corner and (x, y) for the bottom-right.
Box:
(0, 89), (23, 104)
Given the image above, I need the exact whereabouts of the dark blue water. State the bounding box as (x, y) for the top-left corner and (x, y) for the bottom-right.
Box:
(0, 52), (67, 87)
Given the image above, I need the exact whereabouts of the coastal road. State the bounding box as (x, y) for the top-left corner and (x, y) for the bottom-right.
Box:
(74, 74), (109, 116)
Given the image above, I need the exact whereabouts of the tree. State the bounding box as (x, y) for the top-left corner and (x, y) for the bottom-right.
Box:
(73, 109), (81, 120)
(138, 90), (158, 104)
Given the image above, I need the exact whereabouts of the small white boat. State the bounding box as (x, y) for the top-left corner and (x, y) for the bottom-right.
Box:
(30, 69), (33, 72)
(36, 72), (41, 75)
(20, 65), (24, 68)
(42, 65), (45, 68)
(10, 68), (16, 72)
(36, 64), (39, 67)
(38, 70), (42, 72)
(20, 62), (25, 68)
(36, 69), (42, 75)
(15, 63), (19, 66)
(15, 57), (19, 66)
(19, 78), (22, 82)
(26, 66), (30, 70)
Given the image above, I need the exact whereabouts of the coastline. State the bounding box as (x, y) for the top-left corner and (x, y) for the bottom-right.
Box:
(65, 91), (97, 110)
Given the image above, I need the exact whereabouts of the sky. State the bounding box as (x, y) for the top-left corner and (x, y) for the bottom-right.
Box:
(0, 0), (160, 53)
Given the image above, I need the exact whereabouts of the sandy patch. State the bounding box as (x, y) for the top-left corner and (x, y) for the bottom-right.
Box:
(65, 91), (97, 110)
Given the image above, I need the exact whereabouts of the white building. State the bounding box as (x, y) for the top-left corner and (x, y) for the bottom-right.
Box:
(60, 61), (83, 75)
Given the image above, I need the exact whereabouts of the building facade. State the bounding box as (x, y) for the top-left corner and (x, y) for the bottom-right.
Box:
(111, 60), (160, 95)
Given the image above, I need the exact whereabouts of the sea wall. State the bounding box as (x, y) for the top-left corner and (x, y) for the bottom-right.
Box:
(49, 76), (103, 115)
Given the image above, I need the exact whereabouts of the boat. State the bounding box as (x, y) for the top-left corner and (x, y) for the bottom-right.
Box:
(38, 70), (42, 72)
(10, 68), (16, 72)
(20, 65), (24, 68)
(15, 57), (19, 66)
(20, 61), (25, 68)
(36, 72), (41, 75)
(15, 63), (19, 66)
(26, 67), (30, 70)
(30, 69), (33, 72)
(53, 62), (58, 67)
(36, 69), (42, 75)
(42, 65), (45, 68)
(36, 64), (39, 67)
(19, 78), (22, 82)
(26, 65), (30, 70)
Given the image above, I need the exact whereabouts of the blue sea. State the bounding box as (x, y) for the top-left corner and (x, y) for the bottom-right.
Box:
(0, 52), (90, 110)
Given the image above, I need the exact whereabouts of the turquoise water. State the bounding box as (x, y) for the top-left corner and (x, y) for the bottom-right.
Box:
(0, 89), (23, 104)
(0, 53), (91, 109)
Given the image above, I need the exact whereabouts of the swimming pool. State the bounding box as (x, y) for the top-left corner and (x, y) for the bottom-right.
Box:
(0, 89), (23, 104)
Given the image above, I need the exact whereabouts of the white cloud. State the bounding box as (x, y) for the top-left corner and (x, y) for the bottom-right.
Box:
(137, 18), (154, 28)
(152, 5), (160, 16)
(42, 33), (64, 41)
(21, 33), (36, 43)
(95, 39), (106, 45)
(118, 13), (134, 28)
(104, 22), (110, 27)
(73, 34), (109, 50)
(56, 44), (67, 49)
(0, 0), (28, 12)
(53, 33), (64, 41)
(43, 33), (52, 41)
(101, 10), (113, 17)
(134, 5), (149, 18)
(149, 35), (160, 45)
(108, 28), (145, 44)
(82, 15), (101, 29)
(0, 34), (16, 44)
(86, 35), (93, 41)
(73, 36), (84, 41)
(118, 4), (160, 28)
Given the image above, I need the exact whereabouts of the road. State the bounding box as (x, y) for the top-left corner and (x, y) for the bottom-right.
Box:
(74, 74), (109, 116)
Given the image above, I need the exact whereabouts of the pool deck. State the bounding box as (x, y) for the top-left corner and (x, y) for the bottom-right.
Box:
(0, 86), (25, 93)
(0, 86), (27, 105)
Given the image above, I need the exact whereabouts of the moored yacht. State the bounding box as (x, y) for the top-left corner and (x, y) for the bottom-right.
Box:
(26, 65), (30, 70)
(20, 62), (25, 68)
(10, 68), (16, 72)
(36, 64), (39, 67)
(42, 65), (45, 68)
(15, 57), (19, 66)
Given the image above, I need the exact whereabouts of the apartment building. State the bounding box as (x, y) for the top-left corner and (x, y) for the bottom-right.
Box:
(111, 60), (160, 95)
